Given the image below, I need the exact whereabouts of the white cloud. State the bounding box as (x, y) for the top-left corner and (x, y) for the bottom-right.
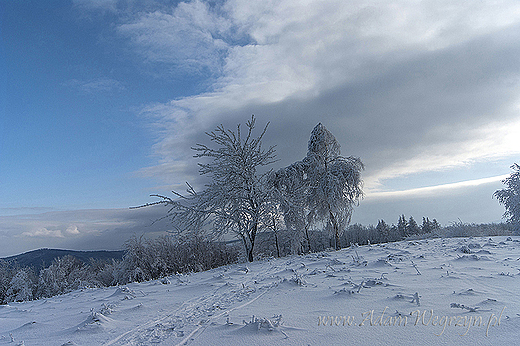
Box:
(367, 174), (509, 200)
(118, 1), (234, 74)
(66, 225), (81, 235)
(22, 228), (64, 238)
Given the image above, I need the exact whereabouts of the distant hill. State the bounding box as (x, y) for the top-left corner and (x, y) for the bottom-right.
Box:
(0, 248), (125, 272)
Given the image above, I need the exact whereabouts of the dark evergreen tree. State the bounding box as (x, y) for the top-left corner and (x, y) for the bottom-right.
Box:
(406, 216), (420, 236)
(376, 219), (390, 242)
(421, 217), (431, 234)
(397, 214), (407, 238)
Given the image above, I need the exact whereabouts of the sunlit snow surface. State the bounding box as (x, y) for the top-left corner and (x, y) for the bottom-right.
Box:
(1, 236), (520, 345)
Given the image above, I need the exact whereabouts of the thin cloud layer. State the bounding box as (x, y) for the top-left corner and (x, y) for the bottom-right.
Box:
(0, 207), (171, 257)
(63, 78), (126, 94)
(351, 178), (507, 226)
(368, 174), (510, 200)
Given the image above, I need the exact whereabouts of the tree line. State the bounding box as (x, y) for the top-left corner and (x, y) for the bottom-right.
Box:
(1, 217), (512, 304)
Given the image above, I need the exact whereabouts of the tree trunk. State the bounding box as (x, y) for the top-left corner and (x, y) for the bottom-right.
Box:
(304, 223), (311, 253)
(329, 211), (340, 250)
(241, 234), (254, 263)
(247, 223), (258, 262)
(271, 215), (280, 257)
(275, 231), (280, 258)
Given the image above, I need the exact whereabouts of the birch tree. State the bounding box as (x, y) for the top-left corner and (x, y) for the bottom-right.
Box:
(272, 123), (364, 251)
(138, 116), (277, 262)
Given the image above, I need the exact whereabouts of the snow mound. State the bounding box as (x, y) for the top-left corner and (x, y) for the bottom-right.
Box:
(328, 258), (344, 266)
(278, 274), (306, 287)
(75, 312), (114, 333)
(333, 287), (356, 296)
(8, 321), (38, 333)
(468, 242), (482, 249)
(455, 254), (491, 261)
(458, 245), (472, 253)
(108, 286), (136, 300)
(477, 298), (503, 307)
(454, 288), (479, 295)
(366, 258), (393, 267)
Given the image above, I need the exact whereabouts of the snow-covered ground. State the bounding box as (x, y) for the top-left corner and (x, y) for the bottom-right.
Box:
(1, 236), (519, 346)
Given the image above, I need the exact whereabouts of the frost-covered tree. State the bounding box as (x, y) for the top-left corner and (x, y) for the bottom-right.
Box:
(261, 201), (286, 257)
(272, 123), (364, 251)
(139, 116), (277, 262)
(421, 217), (431, 234)
(37, 255), (91, 298)
(269, 161), (309, 253)
(397, 215), (407, 238)
(5, 268), (34, 303)
(406, 216), (420, 236)
(420, 217), (440, 234)
(120, 235), (155, 283)
(376, 219), (390, 242)
(494, 163), (520, 233)
(0, 261), (17, 304)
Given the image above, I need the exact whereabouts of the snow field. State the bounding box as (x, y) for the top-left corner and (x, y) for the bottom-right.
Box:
(1, 236), (520, 345)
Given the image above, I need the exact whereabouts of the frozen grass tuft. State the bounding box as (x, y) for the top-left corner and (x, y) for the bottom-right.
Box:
(242, 315), (283, 331)
(450, 303), (479, 312)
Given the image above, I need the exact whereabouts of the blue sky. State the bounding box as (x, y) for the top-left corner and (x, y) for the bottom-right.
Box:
(1, 0), (520, 256)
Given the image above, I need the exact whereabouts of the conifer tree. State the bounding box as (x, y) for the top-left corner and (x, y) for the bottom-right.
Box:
(406, 216), (420, 236)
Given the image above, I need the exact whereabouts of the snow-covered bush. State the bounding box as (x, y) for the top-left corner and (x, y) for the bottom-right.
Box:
(36, 255), (93, 298)
(432, 221), (512, 239)
(119, 235), (155, 283)
(5, 268), (35, 303)
(0, 235), (239, 304)
(0, 260), (17, 304)
(86, 258), (123, 287)
(117, 235), (240, 283)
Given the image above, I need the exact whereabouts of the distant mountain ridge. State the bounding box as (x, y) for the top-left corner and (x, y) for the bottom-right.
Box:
(0, 248), (124, 272)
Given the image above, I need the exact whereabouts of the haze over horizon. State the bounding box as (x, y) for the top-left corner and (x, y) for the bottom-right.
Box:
(2, 0), (520, 257)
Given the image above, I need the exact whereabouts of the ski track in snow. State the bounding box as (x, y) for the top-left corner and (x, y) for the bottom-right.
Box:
(1, 236), (520, 345)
